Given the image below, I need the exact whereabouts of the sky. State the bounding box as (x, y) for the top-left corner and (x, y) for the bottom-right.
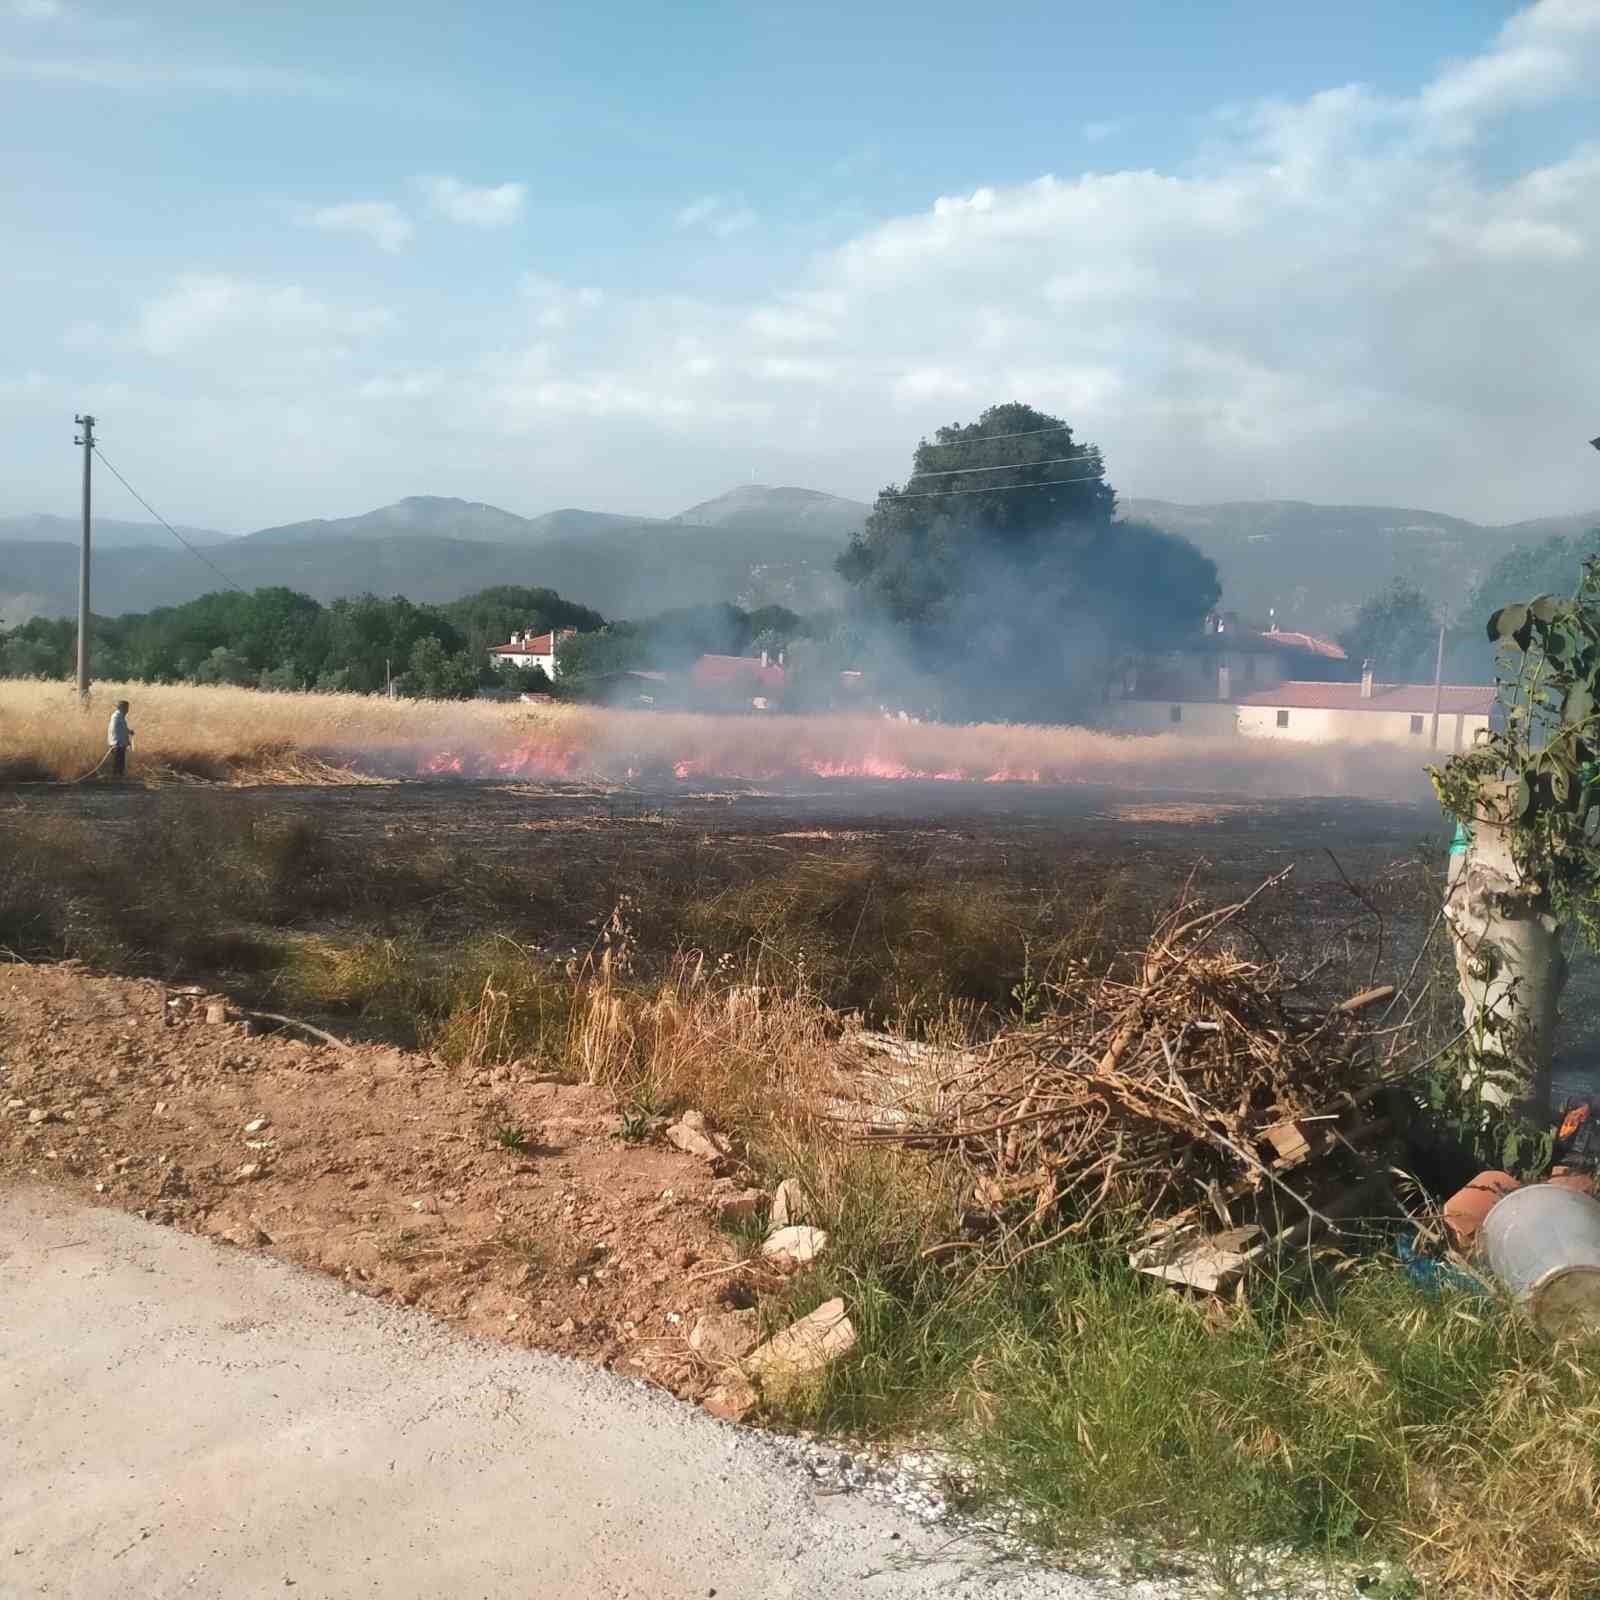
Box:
(1, 0), (1598, 533)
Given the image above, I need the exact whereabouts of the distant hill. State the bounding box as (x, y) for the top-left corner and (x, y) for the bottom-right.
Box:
(671, 485), (869, 541)
(7, 486), (1598, 637)
(0, 512), (233, 550)
(241, 497), (674, 549)
(0, 518), (845, 623)
(1122, 498), (1600, 635)
(242, 495), (542, 547)
(523, 508), (667, 541)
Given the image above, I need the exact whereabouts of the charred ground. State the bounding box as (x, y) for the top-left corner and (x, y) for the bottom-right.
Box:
(2, 777), (1439, 1038)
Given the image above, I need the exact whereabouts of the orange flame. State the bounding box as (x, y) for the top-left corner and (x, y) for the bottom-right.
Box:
(419, 744), (1049, 785)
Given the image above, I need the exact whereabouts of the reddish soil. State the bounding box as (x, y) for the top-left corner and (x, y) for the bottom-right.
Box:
(0, 962), (770, 1401)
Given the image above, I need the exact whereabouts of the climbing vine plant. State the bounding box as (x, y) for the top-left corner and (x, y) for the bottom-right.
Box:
(1423, 557), (1600, 1172)
(1431, 556), (1600, 950)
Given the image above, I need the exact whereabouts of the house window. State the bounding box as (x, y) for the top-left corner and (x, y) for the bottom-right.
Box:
(1410, 714), (1425, 735)
(1169, 705), (1182, 724)
(1276, 709), (1290, 728)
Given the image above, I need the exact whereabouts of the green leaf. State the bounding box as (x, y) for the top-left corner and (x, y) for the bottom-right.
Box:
(1530, 594), (1561, 623)
(1565, 685), (1595, 726)
(1488, 602), (1530, 643)
(1514, 776), (1533, 818)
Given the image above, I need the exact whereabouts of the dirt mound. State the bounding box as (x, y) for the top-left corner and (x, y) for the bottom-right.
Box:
(0, 963), (752, 1400)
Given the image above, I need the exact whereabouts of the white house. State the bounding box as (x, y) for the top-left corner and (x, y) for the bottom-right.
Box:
(488, 628), (577, 678)
(1233, 678), (1495, 750)
(1105, 665), (1495, 751)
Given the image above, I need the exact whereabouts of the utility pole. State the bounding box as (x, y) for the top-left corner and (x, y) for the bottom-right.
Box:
(73, 413), (95, 701)
(1429, 624), (1446, 751)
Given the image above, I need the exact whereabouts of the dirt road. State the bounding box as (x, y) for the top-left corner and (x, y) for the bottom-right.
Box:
(1, 1187), (1159, 1600)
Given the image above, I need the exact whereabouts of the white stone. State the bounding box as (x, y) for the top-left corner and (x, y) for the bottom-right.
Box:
(760, 1225), (828, 1268)
(769, 1178), (806, 1231)
(745, 1298), (857, 1390)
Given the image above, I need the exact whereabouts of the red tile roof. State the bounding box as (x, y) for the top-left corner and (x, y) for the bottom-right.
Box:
(1259, 630), (1347, 661)
(491, 631), (561, 656)
(1237, 681), (1496, 714)
(690, 653), (788, 690)
(1199, 628), (1346, 660)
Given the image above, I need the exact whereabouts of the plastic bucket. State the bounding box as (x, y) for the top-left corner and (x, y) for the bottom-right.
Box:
(1480, 1183), (1600, 1339)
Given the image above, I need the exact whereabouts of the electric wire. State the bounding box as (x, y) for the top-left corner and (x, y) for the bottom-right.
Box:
(919, 422), (1078, 445)
(906, 452), (1101, 481)
(92, 444), (246, 594)
(884, 470), (1109, 500)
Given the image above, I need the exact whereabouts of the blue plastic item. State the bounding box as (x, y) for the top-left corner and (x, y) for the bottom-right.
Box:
(1395, 1228), (1489, 1300)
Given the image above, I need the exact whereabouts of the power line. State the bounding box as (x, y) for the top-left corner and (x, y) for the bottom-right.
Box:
(884, 470), (1109, 501)
(92, 444), (246, 595)
(920, 422), (1077, 446)
(907, 452), (1101, 482)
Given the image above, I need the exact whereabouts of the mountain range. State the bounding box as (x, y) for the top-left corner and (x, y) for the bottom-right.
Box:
(1119, 498), (1600, 633)
(0, 512), (236, 550)
(0, 488), (863, 627)
(2, 486), (1597, 634)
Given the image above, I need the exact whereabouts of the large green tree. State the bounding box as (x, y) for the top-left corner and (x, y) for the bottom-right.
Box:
(1339, 580), (1440, 683)
(441, 586), (606, 663)
(1444, 528), (1600, 681)
(838, 403), (1219, 719)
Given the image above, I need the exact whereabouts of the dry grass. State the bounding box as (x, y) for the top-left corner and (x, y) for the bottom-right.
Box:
(462, 941), (1600, 1600)
(570, 948), (838, 1127)
(3, 757), (1594, 1592)
(1, 677), (1433, 799)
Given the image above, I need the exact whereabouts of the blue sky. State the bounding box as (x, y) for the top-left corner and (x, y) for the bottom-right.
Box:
(2, 0), (1598, 531)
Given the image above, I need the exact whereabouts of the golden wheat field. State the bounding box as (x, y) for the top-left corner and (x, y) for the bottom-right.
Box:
(0, 677), (1434, 798)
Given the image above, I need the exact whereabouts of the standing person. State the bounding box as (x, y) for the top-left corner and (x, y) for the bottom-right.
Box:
(106, 698), (133, 778)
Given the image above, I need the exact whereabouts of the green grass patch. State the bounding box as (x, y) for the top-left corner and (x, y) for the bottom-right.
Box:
(759, 1137), (1600, 1599)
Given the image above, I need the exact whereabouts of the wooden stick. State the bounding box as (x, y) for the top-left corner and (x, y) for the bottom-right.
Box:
(240, 1010), (351, 1050)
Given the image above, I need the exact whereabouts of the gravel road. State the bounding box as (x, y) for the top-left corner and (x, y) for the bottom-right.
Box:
(1, 1186), (1180, 1600)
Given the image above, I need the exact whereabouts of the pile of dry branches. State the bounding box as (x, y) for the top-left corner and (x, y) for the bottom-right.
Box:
(862, 870), (1409, 1259)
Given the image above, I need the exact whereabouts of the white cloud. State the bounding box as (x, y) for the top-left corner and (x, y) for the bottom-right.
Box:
(14, 0), (1600, 531)
(299, 200), (414, 253)
(359, 371), (440, 400)
(520, 274), (606, 331)
(1082, 119), (1125, 143)
(417, 174), (526, 227)
(754, 356), (837, 384)
(675, 194), (758, 237)
(675, 195), (722, 228)
(0, 50), (360, 95)
(137, 274), (393, 357)
(446, 0), (1600, 519)
(1420, 0), (1600, 130)
(10, 0), (65, 19)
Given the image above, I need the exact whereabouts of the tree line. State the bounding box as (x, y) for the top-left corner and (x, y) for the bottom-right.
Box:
(10, 399), (1565, 714)
(0, 585), (820, 701)
(1340, 527), (1600, 688)
(0, 403), (1236, 718)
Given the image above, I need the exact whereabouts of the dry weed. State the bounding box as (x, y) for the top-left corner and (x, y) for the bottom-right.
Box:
(1, 677), (1433, 798)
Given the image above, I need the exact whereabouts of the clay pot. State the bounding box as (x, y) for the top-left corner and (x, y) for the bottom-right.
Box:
(1442, 1170), (1522, 1252)
(1547, 1170), (1597, 1199)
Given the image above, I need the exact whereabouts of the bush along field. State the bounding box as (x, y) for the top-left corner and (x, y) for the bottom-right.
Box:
(3, 781), (1599, 1598)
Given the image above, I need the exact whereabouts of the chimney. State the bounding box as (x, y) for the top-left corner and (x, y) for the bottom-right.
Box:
(1217, 662), (1231, 701)
(1361, 659), (1374, 699)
